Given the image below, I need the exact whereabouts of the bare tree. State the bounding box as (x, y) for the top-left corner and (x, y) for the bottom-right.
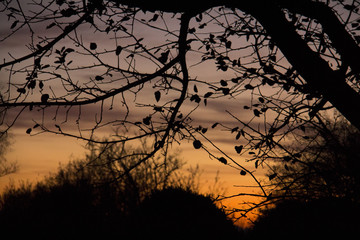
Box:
(266, 114), (360, 203)
(1, 0), (360, 217)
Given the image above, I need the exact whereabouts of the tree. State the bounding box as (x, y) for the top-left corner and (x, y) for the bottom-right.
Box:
(266, 114), (360, 204)
(1, 0), (360, 217)
(249, 198), (360, 238)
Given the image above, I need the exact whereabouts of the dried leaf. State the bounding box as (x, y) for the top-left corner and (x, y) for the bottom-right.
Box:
(193, 140), (202, 149)
(235, 145), (243, 154)
(41, 94), (49, 103)
(218, 157), (227, 165)
(90, 42), (97, 50)
(154, 91), (161, 102)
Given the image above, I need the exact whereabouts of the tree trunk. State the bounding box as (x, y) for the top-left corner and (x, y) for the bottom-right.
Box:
(240, 1), (360, 130)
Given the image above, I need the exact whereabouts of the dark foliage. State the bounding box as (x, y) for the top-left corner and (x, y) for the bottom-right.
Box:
(268, 116), (360, 204)
(0, 143), (241, 239)
(250, 198), (360, 238)
(136, 187), (242, 238)
(0, 183), (242, 239)
(0, 180), (127, 238)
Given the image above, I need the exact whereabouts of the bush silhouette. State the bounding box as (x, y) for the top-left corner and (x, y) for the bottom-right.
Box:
(0, 143), (242, 238)
(250, 198), (360, 238)
(136, 187), (242, 238)
(0, 180), (128, 239)
(0, 184), (242, 239)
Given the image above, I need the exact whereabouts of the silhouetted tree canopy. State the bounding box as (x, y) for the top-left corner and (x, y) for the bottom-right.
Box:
(137, 187), (242, 238)
(0, 142), (238, 238)
(1, 0), (360, 217)
(250, 198), (360, 238)
(266, 115), (360, 203)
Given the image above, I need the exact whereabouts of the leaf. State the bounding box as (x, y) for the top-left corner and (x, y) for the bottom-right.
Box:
(221, 88), (230, 95)
(190, 94), (201, 103)
(149, 14), (159, 22)
(240, 170), (246, 176)
(253, 109), (261, 117)
(231, 127), (239, 133)
(218, 157), (227, 165)
(269, 173), (277, 181)
(90, 42), (97, 50)
(61, 8), (77, 17)
(193, 140), (202, 149)
(211, 122), (219, 128)
(143, 116), (151, 125)
(154, 91), (161, 102)
(220, 80), (228, 86)
(193, 84), (198, 93)
(244, 84), (254, 90)
(158, 50), (170, 64)
(235, 145), (243, 154)
(65, 48), (74, 54)
(17, 88), (26, 94)
(115, 46), (122, 55)
(33, 124), (40, 129)
(188, 28), (196, 33)
(199, 23), (207, 29)
(204, 92), (213, 98)
(225, 40), (232, 48)
(10, 20), (19, 29)
(26, 128), (32, 134)
(41, 94), (49, 103)
(95, 75), (104, 81)
(255, 160), (259, 169)
(27, 80), (36, 89)
(258, 97), (265, 103)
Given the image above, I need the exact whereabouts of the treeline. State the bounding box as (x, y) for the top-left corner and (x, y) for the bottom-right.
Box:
(2, 116), (360, 239)
(0, 143), (241, 239)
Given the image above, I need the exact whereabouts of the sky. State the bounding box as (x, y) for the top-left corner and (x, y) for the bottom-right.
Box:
(0, 1), (285, 226)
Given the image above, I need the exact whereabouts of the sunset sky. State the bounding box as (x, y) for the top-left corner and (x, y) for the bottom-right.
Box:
(0, 1), (291, 224)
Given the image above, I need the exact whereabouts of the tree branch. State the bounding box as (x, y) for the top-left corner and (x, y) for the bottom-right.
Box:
(0, 56), (180, 108)
(240, 0), (360, 130)
(0, 12), (90, 70)
(277, 0), (360, 75)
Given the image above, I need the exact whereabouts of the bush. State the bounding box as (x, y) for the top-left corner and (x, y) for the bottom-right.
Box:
(136, 187), (242, 238)
(250, 198), (360, 238)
